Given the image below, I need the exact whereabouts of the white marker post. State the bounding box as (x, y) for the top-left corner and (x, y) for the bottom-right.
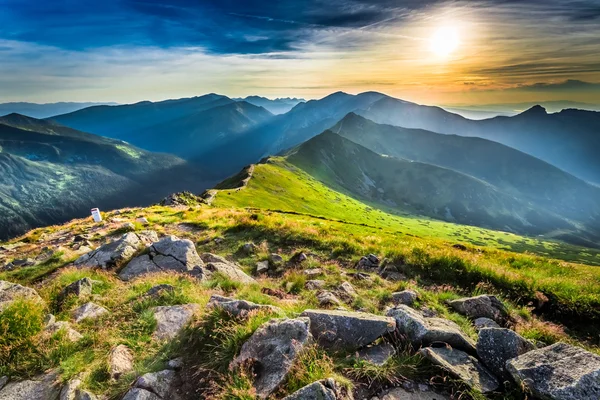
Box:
(91, 208), (102, 222)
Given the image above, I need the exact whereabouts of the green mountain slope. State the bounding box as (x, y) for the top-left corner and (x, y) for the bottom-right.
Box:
(0, 115), (212, 239)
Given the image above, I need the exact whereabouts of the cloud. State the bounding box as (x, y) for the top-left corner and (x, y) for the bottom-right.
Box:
(513, 80), (600, 92)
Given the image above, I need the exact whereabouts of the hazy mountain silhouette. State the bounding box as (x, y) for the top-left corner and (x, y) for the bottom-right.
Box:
(0, 102), (117, 119)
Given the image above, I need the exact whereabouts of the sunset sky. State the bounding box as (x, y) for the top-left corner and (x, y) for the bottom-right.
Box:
(1, 0), (599, 105)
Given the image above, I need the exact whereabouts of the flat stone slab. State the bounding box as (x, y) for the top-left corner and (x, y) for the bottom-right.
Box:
(300, 309), (396, 350)
(152, 303), (200, 340)
(75, 232), (149, 269)
(420, 347), (499, 393)
(357, 343), (396, 366)
(72, 302), (108, 323)
(507, 342), (600, 400)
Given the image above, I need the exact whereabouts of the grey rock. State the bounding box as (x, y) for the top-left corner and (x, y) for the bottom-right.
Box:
(391, 290), (418, 306)
(357, 254), (380, 269)
(304, 268), (324, 278)
(59, 378), (94, 400)
(269, 253), (284, 264)
(283, 378), (350, 400)
(448, 295), (508, 323)
(207, 294), (281, 318)
(381, 387), (450, 399)
(317, 291), (342, 307)
(506, 342), (600, 400)
(0, 371), (62, 400)
(0, 280), (43, 311)
(337, 281), (358, 303)
(72, 302), (108, 323)
(420, 347), (499, 393)
(121, 388), (161, 400)
(256, 260), (269, 274)
(143, 284), (175, 298)
(75, 391), (97, 400)
(476, 328), (534, 379)
(305, 280), (326, 290)
(386, 305), (476, 354)
(75, 232), (145, 269)
(118, 255), (162, 281)
(231, 317), (311, 398)
(0, 377), (7, 391)
(13, 258), (35, 267)
(45, 321), (83, 342)
(152, 304), (200, 340)
(136, 231), (159, 246)
(108, 344), (134, 380)
(473, 317), (500, 331)
(167, 357), (184, 370)
(242, 243), (258, 254)
(357, 343), (396, 366)
(203, 261), (256, 285)
(44, 314), (56, 327)
(57, 278), (93, 307)
(300, 309), (396, 350)
(134, 370), (178, 399)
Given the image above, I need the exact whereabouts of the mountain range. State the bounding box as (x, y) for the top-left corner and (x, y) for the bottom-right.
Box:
(0, 102), (118, 119)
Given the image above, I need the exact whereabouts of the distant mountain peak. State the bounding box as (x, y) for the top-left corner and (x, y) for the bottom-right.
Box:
(520, 104), (547, 116)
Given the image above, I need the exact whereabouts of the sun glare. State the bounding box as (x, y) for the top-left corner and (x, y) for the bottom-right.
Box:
(430, 26), (460, 57)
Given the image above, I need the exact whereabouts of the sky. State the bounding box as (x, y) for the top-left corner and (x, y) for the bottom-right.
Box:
(1, 0), (599, 105)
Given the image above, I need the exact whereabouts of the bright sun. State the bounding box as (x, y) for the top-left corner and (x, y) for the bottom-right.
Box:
(430, 27), (460, 57)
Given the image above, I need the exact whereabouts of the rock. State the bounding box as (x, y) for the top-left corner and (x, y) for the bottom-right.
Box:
(136, 217), (149, 225)
(420, 347), (499, 393)
(59, 377), (94, 400)
(0, 371), (62, 400)
(256, 260), (269, 274)
(448, 295), (508, 323)
(357, 254), (380, 269)
(305, 280), (325, 290)
(0, 377), (7, 391)
(304, 268), (323, 278)
(346, 272), (372, 281)
(241, 243), (258, 254)
(121, 388), (161, 400)
(337, 281), (358, 303)
(386, 305), (476, 354)
(118, 255), (162, 281)
(57, 278), (93, 307)
(134, 370), (178, 399)
(391, 290), (418, 306)
(74, 391), (96, 400)
(167, 358), (184, 370)
(381, 387), (450, 400)
(317, 291), (342, 307)
(506, 342), (600, 400)
(136, 231), (159, 246)
(45, 321), (83, 342)
(290, 252), (308, 263)
(12, 258), (35, 267)
(74, 232), (147, 269)
(269, 253), (284, 264)
(300, 309), (396, 350)
(143, 284), (175, 298)
(473, 317), (500, 331)
(152, 304), (199, 340)
(72, 302), (108, 323)
(203, 261), (256, 285)
(122, 222), (135, 231)
(452, 244), (468, 251)
(476, 328), (534, 380)
(207, 295), (281, 318)
(356, 343), (396, 366)
(0, 280), (43, 311)
(108, 344), (134, 380)
(378, 265), (406, 282)
(282, 378), (349, 400)
(261, 287), (287, 299)
(231, 318), (311, 399)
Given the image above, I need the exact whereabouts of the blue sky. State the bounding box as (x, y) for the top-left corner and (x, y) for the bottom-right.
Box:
(1, 0), (599, 104)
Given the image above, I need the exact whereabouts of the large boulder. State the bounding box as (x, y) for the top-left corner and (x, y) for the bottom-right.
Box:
(207, 295), (281, 318)
(0, 280), (43, 311)
(75, 232), (153, 269)
(119, 236), (203, 281)
(0, 371), (62, 400)
(420, 347), (499, 393)
(59, 378), (98, 400)
(108, 344), (134, 380)
(72, 302), (108, 323)
(300, 309), (396, 350)
(152, 304), (199, 340)
(283, 378), (351, 400)
(391, 290), (418, 306)
(476, 328), (534, 380)
(448, 295), (508, 323)
(386, 305), (476, 354)
(506, 342), (600, 400)
(230, 318), (311, 398)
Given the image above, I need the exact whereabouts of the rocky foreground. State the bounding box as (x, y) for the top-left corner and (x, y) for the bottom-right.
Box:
(1, 210), (599, 400)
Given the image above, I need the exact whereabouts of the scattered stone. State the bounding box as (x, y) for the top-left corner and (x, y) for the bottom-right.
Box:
(305, 280), (326, 290)
(136, 217), (149, 225)
(122, 222), (136, 231)
(283, 378), (349, 400)
(108, 344), (134, 380)
(448, 295), (508, 324)
(36, 249), (55, 262)
(476, 328), (534, 380)
(256, 260), (269, 274)
(290, 252), (308, 263)
(317, 291), (342, 307)
(0, 371), (61, 400)
(304, 268), (323, 278)
(357, 343), (396, 366)
(121, 388), (161, 400)
(269, 253), (284, 264)
(386, 305), (476, 354)
(230, 317), (311, 398)
(143, 284), (176, 299)
(136, 231), (159, 246)
(347, 272), (372, 281)
(74, 232), (148, 269)
(0, 376), (7, 391)
(57, 278), (93, 307)
(378, 264), (406, 281)
(45, 321), (83, 342)
(300, 309), (396, 350)
(207, 294), (281, 318)
(380, 386), (450, 399)
(202, 258), (256, 285)
(391, 290), (418, 306)
(167, 357), (184, 370)
(473, 317), (500, 331)
(59, 377), (82, 400)
(452, 244), (468, 251)
(213, 237), (224, 244)
(72, 302), (108, 323)
(507, 342), (600, 400)
(152, 303), (200, 340)
(357, 254), (380, 269)
(337, 281), (358, 303)
(12, 258), (35, 267)
(73, 234), (90, 243)
(261, 287), (287, 299)
(134, 370), (178, 399)
(0, 280), (43, 311)
(420, 347), (499, 393)
(242, 243), (258, 254)
(119, 255), (162, 281)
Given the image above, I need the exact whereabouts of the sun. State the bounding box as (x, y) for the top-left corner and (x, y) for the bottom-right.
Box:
(430, 26), (460, 57)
